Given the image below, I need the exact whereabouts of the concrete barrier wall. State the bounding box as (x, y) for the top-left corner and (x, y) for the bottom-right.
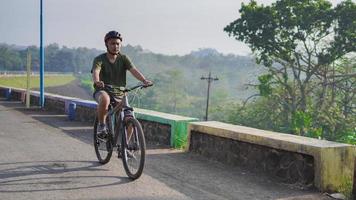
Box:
(139, 119), (171, 146)
(1, 86), (355, 194)
(189, 130), (314, 186)
(188, 121), (356, 193)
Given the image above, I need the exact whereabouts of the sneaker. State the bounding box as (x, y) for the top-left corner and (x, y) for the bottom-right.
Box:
(97, 124), (108, 140)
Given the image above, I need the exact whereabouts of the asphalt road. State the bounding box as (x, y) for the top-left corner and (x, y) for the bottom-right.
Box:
(0, 100), (330, 200)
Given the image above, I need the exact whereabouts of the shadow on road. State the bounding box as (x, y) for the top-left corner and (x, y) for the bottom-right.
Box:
(0, 160), (130, 193)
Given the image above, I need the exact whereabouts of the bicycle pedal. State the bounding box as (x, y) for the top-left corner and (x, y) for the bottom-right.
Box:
(97, 132), (108, 140)
(128, 143), (139, 151)
(97, 137), (108, 143)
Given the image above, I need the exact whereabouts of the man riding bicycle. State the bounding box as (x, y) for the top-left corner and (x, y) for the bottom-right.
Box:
(91, 30), (152, 138)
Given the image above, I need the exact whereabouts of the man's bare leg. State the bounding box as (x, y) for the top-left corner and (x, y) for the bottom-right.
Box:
(98, 92), (110, 125)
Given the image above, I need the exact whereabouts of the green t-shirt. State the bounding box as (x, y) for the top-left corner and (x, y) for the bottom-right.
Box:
(91, 53), (135, 88)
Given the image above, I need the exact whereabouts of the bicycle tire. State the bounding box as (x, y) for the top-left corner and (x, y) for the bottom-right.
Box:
(121, 117), (146, 179)
(93, 116), (113, 164)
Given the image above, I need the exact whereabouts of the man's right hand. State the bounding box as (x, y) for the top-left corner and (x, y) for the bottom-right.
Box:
(94, 81), (104, 89)
(143, 79), (153, 87)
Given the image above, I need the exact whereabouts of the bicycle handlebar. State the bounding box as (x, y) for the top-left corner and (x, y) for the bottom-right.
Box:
(104, 83), (153, 93)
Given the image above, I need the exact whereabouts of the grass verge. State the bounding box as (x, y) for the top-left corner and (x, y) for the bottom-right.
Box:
(0, 74), (75, 89)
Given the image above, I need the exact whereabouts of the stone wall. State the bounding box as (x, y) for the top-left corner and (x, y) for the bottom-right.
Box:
(190, 131), (314, 187)
(45, 98), (66, 113)
(188, 121), (356, 193)
(8, 90), (23, 101)
(75, 105), (96, 123)
(139, 119), (171, 146)
(29, 95), (40, 106)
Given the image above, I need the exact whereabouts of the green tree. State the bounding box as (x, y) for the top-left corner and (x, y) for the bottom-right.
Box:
(0, 45), (23, 70)
(224, 0), (355, 138)
(45, 43), (60, 71)
(151, 69), (188, 113)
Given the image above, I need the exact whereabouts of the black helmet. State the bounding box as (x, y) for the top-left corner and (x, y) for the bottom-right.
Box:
(104, 31), (122, 42)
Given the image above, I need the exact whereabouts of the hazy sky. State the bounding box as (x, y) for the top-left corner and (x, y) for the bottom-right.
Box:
(0, 0), (343, 56)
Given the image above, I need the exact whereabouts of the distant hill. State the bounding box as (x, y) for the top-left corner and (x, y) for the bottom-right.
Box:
(0, 43), (28, 51)
(189, 48), (221, 58)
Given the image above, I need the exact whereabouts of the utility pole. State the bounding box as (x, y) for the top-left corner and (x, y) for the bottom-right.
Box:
(201, 71), (218, 121)
(39, 0), (45, 108)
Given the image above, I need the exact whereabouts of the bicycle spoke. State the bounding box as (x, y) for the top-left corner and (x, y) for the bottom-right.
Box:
(121, 118), (145, 179)
(94, 118), (113, 164)
(126, 128), (139, 167)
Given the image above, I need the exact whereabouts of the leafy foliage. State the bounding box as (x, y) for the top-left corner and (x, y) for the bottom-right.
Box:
(225, 0), (355, 143)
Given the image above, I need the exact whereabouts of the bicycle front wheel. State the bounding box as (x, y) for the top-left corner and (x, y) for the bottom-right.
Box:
(94, 117), (113, 164)
(121, 117), (146, 179)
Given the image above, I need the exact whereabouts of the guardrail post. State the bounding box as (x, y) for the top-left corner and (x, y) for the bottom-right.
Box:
(5, 88), (11, 100)
(68, 102), (76, 121)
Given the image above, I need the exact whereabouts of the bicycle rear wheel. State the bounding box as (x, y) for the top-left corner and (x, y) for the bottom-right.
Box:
(94, 116), (113, 164)
(121, 117), (146, 179)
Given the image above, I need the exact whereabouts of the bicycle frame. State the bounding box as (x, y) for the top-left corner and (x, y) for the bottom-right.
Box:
(106, 95), (137, 151)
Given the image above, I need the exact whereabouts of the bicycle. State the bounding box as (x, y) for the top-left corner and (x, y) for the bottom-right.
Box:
(93, 83), (152, 179)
